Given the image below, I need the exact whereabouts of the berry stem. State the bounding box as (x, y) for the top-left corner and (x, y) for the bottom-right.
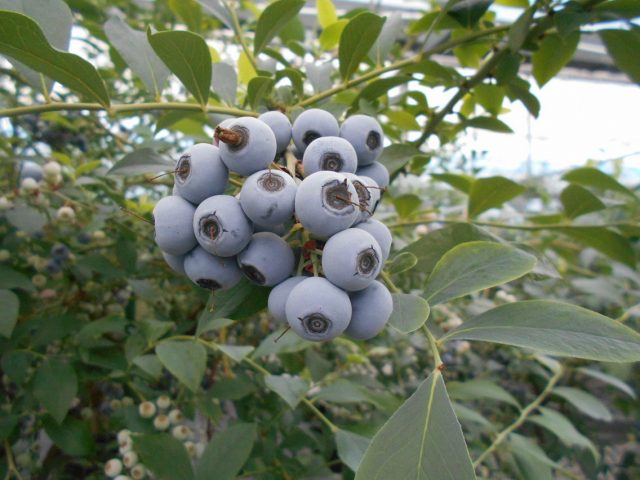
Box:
(379, 270), (400, 294)
(228, 177), (244, 188)
(214, 126), (243, 146)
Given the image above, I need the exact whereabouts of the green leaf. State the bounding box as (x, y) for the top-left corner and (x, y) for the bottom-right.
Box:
(211, 62), (237, 105)
(379, 143), (419, 176)
(447, 0), (494, 28)
(168, 0), (203, 32)
(465, 116), (513, 133)
(132, 354), (163, 380)
(254, 0), (305, 55)
(424, 241), (536, 305)
(577, 368), (636, 399)
(559, 227), (636, 266)
(0, 290), (19, 338)
(246, 76), (274, 109)
(442, 300), (640, 362)
(560, 184), (606, 219)
(33, 359), (77, 423)
(156, 340), (207, 392)
(104, 14), (169, 97)
(148, 29), (212, 106)
(315, 379), (399, 411)
(216, 344), (254, 363)
(594, 0), (640, 19)
(134, 434), (195, 480)
(452, 403), (492, 428)
(339, 12), (385, 80)
(505, 77), (540, 117)
(357, 75), (411, 103)
(561, 167), (637, 200)
(196, 317), (235, 337)
(474, 84), (504, 116)
(600, 29), (640, 83)
(0, 414), (18, 442)
(197, 0), (232, 28)
(0, 265), (34, 291)
(319, 19), (348, 50)
(532, 31), (580, 87)
(552, 387), (612, 421)
(195, 424), (256, 480)
(388, 293), (430, 333)
(528, 407), (598, 461)
(508, 7), (534, 52)
(0, 11), (109, 106)
(468, 176), (526, 218)
(387, 252), (418, 275)
(448, 379), (520, 407)
(430, 173), (474, 193)
(317, 0), (337, 28)
(369, 13), (403, 63)
(392, 193), (422, 218)
(355, 371), (475, 480)
(43, 416), (95, 457)
(386, 110), (420, 130)
(264, 374), (309, 408)
(252, 327), (310, 358)
(108, 148), (174, 176)
(211, 278), (270, 321)
(509, 433), (557, 480)
(336, 430), (370, 472)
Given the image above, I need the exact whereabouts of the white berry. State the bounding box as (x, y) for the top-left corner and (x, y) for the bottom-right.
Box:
(138, 401), (156, 418)
(156, 395), (171, 410)
(56, 206), (75, 221)
(122, 451), (138, 468)
(153, 414), (170, 431)
(104, 458), (123, 477)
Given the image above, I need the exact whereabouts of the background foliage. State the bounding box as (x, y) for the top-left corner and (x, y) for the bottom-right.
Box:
(0, 0), (639, 479)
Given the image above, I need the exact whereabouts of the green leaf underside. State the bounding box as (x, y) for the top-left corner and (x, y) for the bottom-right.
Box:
(552, 386), (612, 421)
(388, 293), (431, 333)
(442, 300), (640, 362)
(156, 340), (207, 392)
(468, 176), (526, 217)
(264, 374), (309, 408)
(108, 148), (174, 175)
(254, 0), (305, 55)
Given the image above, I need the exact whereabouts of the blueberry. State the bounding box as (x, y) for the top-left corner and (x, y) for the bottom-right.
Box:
(267, 276), (306, 323)
(302, 136), (357, 175)
(321, 228), (383, 291)
(340, 115), (384, 166)
(183, 246), (242, 291)
(291, 109), (339, 154)
(18, 160), (43, 182)
(153, 196), (198, 256)
(354, 218), (392, 262)
(162, 251), (186, 276)
(345, 280), (392, 340)
(237, 232), (295, 286)
(343, 174), (381, 223)
(212, 118), (234, 147)
(240, 169), (297, 226)
(258, 111), (292, 154)
(294, 171), (359, 239)
(254, 222), (288, 236)
(285, 277), (351, 342)
(173, 143), (228, 204)
(193, 195), (253, 257)
(45, 258), (62, 274)
(215, 117), (277, 176)
(77, 232), (92, 244)
(356, 161), (389, 189)
(50, 244), (70, 261)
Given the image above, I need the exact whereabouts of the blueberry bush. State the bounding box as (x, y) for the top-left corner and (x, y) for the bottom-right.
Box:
(1, 0), (639, 479)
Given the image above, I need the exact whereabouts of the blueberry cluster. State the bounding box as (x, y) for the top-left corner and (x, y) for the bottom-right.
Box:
(155, 109), (393, 342)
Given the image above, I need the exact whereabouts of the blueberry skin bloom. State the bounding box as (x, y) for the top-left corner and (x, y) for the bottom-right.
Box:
(216, 117), (277, 176)
(322, 228), (383, 291)
(240, 169), (297, 226)
(184, 246), (242, 291)
(268, 276), (306, 323)
(294, 171), (359, 239)
(340, 115), (384, 166)
(162, 251), (186, 275)
(258, 111), (292, 154)
(302, 136), (358, 175)
(345, 280), (392, 340)
(285, 277), (352, 342)
(193, 195), (253, 257)
(291, 109), (339, 154)
(173, 143), (229, 205)
(153, 196), (197, 256)
(356, 161), (390, 189)
(237, 232), (295, 286)
(354, 218), (392, 262)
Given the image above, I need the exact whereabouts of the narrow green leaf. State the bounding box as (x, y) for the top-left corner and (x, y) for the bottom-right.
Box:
(388, 293), (430, 333)
(168, 0), (203, 32)
(108, 148), (174, 176)
(508, 7), (534, 52)
(388, 252), (418, 275)
(0, 265), (34, 291)
(148, 29), (212, 106)
(424, 241), (536, 305)
(559, 227), (635, 266)
(319, 19), (348, 50)
(532, 31), (580, 87)
(452, 403), (492, 428)
(465, 116), (513, 133)
(448, 379), (520, 407)
(336, 430), (370, 472)
(195, 424), (256, 480)
(577, 368), (636, 399)
(392, 193), (422, 218)
(0, 290), (19, 338)
(254, 0), (305, 55)
(317, 0), (337, 28)
(355, 371), (476, 480)
(509, 433), (557, 480)
(339, 12), (385, 80)
(134, 434), (195, 480)
(561, 166), (637, 200)
(379, 143), (419, 176)
(357, 75), (411, 103)
(560, 184), (606, 219)
(441, 300), (640, 362)
(43, 416), (95, 457)
(0, 414), (18, 442)
(264, 374), (309, 408)
(156, 340), (207, 392)
(473, 84), (504, 116)
(430, 173), (474, 193)
(552, 387), (612, 421)
(197, 0), (232, 28)
(600, 29), (640, 83)
(216, 344), (254, 363)
(468, 176), (526, 217)
(246, 76), (275, 109)
(447, 0), (494, 28)
(0, 10), (110, 106)
(33, 359), (77, 423)
(315, 379), (399, 411)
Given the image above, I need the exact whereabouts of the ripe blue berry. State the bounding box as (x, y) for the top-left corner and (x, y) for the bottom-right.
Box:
(345, 280), (392, 340)
(340, 115), (384, 166)
(193, 195), (253, 257)
(173, 144), (228, 204)
(291, 109), (339, 154)
(267, 276), (306, 323)
(302, 136), (357, 175)
(354, 218), (392, 262)
(285, 277), (351, 342)
(254, 222), (288, 236)
(237, 232), (295, 286)
(18, 160), (43, 182)
(258, 111), (292, 154)
(343, 174), (381, 223)
(153, 196), (198, 255)
(356, 161), (389, 189)
(184, 247), (242, 291)
(240, 170), (296, 226)
(51, 244), (70, 261)
(294, 171), (359, 239)
(322, 228), (383, 291)
(215, 117), (277, 176)
(162, 251), (186, 275)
